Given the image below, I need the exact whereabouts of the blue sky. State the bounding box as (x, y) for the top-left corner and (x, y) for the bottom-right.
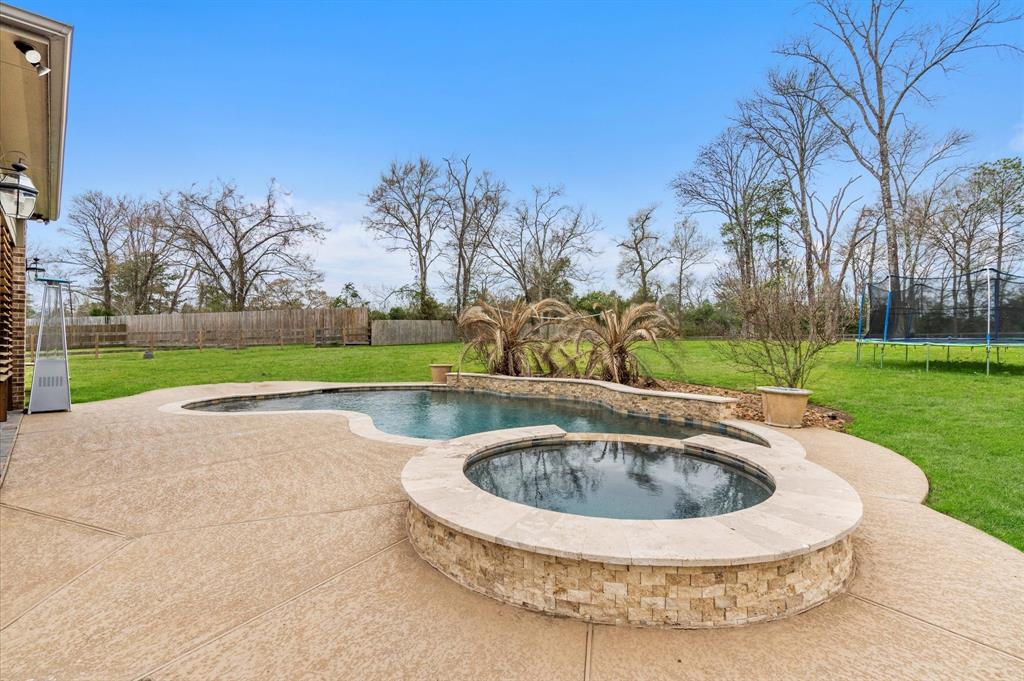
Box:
(20, 0), (1024, 299)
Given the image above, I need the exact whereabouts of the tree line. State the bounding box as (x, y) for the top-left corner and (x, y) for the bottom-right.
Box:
(55, 181), (331, 315)
(55, 1), (1022, 337)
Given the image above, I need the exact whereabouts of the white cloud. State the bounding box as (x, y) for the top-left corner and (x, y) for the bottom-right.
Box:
(289, 196), (416, 299)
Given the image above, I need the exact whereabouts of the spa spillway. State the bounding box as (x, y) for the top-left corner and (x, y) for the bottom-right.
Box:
(402, 427), (861, 629)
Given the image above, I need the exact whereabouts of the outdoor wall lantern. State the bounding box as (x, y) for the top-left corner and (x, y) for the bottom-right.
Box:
(14, 40), (50, 77)
(0, 162), (40, 220)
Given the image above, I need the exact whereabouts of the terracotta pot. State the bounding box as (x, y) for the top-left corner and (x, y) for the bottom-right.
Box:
(757, 386), (812, 428)
(429, 364), (453, 385)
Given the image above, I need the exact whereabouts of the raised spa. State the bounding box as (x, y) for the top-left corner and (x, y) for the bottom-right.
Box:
(465, 440), (773, 520)
(403, 428), (862, 629)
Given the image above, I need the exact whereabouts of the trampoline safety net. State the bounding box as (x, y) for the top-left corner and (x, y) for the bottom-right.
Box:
(859, 268), (1024, 344)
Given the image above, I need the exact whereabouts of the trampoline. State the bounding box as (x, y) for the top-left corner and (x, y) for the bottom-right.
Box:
(856, 268), (1024, 374)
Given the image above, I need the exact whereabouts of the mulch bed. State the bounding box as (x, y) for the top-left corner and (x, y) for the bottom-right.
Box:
(646, 378), (851, 432)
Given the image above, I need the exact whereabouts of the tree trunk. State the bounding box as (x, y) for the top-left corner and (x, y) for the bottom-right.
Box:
(877, 140), (902, 289)
(417, 253), (429, 315)
(798, 185), (816, 303)
(459, 252), (472, 314)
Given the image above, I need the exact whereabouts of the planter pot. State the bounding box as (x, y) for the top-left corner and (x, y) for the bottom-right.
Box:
(429, 364), (453, 385)
(757, 386), (812, 428)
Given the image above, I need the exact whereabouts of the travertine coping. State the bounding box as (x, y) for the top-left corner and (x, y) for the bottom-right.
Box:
(161, 383), (440, 447)
(402, 427), (861, 567)
(403, 427), (861, 627)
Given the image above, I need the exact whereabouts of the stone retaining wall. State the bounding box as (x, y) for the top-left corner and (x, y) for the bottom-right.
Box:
(447, 373), (737, 423)
(407, 505), (853, 628)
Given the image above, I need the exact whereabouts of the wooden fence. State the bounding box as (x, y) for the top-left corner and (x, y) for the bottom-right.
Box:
(65, 324), (129, 349)
(370, 320), (458, 346)
(30, 308), (370, 349)
(26, 311), (471, 350)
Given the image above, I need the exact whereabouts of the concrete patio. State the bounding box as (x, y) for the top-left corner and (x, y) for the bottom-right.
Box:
(1, 382), (1021, 680)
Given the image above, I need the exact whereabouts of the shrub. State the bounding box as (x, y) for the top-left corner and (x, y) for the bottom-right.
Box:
(718, 267), (850, 388)
(457, 298), (570, 376)
(568, 303), (672, 385)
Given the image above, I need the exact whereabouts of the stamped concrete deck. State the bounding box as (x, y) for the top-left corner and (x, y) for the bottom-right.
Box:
(1, 382), (1021, 680)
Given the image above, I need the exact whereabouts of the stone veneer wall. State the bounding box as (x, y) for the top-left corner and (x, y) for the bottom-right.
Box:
(447, 373), (736, 423)
(408, 505), (853, 628)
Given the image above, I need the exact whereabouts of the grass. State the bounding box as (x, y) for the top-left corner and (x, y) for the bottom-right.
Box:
(641, 341), (1024, 551)
(30, 340), (1024, 550)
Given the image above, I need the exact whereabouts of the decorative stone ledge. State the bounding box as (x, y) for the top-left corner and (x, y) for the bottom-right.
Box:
(408, 505), (853, 628)
(402, 427), (861, 628)
(447, 372), (738, 423)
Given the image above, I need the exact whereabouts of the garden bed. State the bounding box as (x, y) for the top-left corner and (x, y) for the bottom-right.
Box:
(649, 378), (850, 431)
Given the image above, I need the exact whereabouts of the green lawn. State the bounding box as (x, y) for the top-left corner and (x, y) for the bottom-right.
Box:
(35, 340), (1024, 550)
(641, 342), (1024, 552)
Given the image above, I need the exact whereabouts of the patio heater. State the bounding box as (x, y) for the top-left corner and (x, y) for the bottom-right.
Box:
(27, 259), (72, 413)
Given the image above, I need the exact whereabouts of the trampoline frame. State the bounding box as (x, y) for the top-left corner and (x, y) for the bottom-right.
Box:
(855, 267), (1024, 375)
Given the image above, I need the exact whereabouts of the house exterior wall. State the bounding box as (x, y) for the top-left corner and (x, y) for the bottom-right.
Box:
(1, 217), (27, 416)
(11, 227), (26, 410)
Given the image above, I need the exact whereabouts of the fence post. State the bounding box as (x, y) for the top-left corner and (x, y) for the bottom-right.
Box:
(198, 328), (204, 352)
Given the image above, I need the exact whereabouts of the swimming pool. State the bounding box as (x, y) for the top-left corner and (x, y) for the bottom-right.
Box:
(190, 388), (754, 442)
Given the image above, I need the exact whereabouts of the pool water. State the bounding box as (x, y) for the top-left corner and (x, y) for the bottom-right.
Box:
(193, 388), (751, 442)
(465, 440), (773, 520)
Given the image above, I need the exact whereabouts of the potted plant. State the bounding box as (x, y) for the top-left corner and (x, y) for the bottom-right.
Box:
(429, 363), (453, 384)
(720, 268), (848, 428)
(756, 385), (813, 428)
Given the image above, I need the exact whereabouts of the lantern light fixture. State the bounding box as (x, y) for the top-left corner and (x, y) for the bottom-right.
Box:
(25, 257), (46, 282)
(0, 162), (40, 220)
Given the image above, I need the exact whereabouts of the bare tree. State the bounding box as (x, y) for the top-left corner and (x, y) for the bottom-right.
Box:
(780, 0), (1021, 293)
(974, 157), (1024, 273)
(719, 261), (850, 389)
(487, 185), (599, 301)
(441, 156), (507, 314)
(807, 178), (863, 290)
(664, 217), (714, 333)
(166, 181), (326, 312)
(61, 191), (124, 313)
(931, 178), (991, 318)
(737, 68), (838, 302)
(844, 204), (885, 298)
(113, 197), (179, 314)
(888, 125), (970, 281)
(617, 205), (671, 302)
(364, 158), (446, 314)
(672, 127), (778, 295)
